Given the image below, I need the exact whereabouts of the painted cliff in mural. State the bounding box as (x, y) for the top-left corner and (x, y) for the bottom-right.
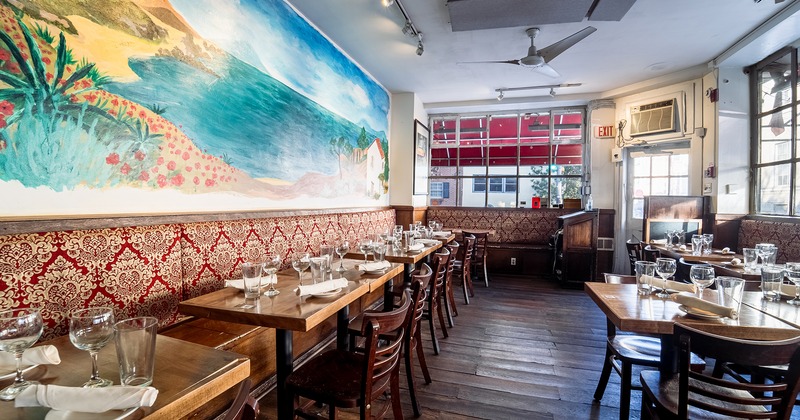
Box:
(0, 0), (390, 216)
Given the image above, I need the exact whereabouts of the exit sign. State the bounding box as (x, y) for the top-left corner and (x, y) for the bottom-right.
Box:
(596, 125), (615, 138)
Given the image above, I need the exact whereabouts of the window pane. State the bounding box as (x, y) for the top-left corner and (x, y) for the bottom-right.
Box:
(520, 113), (550, 143)
(632, 198), (644, 219)
(670, 154), (689, 176)
(758, 54), (791, 114)
(431, 117), (457, 146)
(505, 177), (517, 192)
(651, 155), (669, 176)
(459, 116), (488, 145)
(552, 110), (584, 144)
(669, 177), (689, 195)
(756, 165), (790, 215)
(429, 177), (457, 206)
(633, 178), (650, 198)
(489, 177), (504, 192)
(758, 110), (793, 164)
(633, 156), (650, 176)
(489, 114), (519, 142)
(521, 176), (549, 206)
(651, 177), (669, 195)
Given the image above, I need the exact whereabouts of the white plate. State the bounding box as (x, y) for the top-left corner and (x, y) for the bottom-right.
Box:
(364, 268), (387, 275)
(311, 288), (343, 298)
(45, 407), (139, 420)
(0, 364), (38, 381)
(678, 305), (721, 320)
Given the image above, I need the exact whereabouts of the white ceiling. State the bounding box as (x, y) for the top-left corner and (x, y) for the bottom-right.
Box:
(287, 0), (800, 114)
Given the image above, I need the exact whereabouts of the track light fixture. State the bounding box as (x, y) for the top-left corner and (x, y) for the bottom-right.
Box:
(416, 33), (424, 56)
(493, 83), (581, 100)
(549, 88), (556, 97)
(497, 90), (504, 101)
(381, 0), (395, 7)
(388, 0), (424, 57)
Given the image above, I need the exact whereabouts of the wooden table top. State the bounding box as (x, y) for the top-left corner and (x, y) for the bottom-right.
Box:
(346, 241), (442, 265)
(652, 244), (742, 263)
(741, 290), (800, 329)
(584, 282), (800, 341)
(179, 260), (400, 332)
(0, 334), (250, 420)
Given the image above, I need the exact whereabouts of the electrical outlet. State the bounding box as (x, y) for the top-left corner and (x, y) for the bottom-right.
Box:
(510, 257), (517, 266)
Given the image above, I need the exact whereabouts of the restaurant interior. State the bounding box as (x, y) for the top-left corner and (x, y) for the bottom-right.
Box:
(4, 0), (800, 419)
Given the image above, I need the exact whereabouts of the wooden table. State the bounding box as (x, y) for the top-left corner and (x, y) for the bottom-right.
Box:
(651, 244), (760, 281)
(178, 261), (401, 420)
(0, 334), (250, 419)
(584, 282), (800, 373)
(347, 240), (442, 291)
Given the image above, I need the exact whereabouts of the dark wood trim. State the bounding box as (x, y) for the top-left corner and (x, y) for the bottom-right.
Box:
(0, 206), (391, 236)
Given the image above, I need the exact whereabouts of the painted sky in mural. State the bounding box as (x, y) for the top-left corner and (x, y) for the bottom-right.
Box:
(0, 0), (390, 217)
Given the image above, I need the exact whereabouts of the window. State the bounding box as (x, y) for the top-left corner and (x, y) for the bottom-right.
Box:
(429, 110), (586, 207)
(430, 181), (450, 202)
(751, 47), (798, 215)
(631, 153), (689, 219)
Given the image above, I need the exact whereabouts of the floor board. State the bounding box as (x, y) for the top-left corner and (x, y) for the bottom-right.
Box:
(255, 274), (629, 419)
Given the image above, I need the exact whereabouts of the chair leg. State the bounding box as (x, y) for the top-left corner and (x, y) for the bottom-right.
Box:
(416, 329), (432, 384)
(462, 274), (471, 305)
(466, 271), (475, 297)
(405, 340), (422, 417)
(620, 361), (632, 420)
(390, 367), (405, 419)
(436, 296), (449, 338)
(448, 279), (458, 317)
(483, 261), (489, 287)
(428, 310), (440, 355)
(593, 348), (613, 401)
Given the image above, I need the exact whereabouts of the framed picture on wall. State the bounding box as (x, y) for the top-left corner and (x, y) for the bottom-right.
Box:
(413, 119), (430, 195)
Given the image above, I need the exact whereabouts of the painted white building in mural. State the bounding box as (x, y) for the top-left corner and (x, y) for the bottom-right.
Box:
(365, 139), (385, 196)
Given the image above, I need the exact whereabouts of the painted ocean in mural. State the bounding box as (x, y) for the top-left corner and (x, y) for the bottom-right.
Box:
(0, 0), (390, 216)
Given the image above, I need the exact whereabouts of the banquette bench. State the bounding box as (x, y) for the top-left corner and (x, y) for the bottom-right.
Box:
(0, 208), (395, 417)
(711, 214), (800, 264)
(426, 207), (573, 275)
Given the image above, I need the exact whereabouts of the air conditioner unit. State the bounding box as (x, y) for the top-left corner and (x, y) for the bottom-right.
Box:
(629, 99), (677, 137)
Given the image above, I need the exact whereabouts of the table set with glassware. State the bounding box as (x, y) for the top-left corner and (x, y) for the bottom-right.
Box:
(178, 241), (404, 420)
(0, 307), (249, 419)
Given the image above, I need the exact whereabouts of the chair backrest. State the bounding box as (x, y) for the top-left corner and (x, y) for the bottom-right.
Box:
(361, 289), (412, 404)
(407, 264), (432, 343)
(445, 243), (458, 285)
(462, 230), (488, 261)
(643, 245), (660, 262)
(222, 378), (258, 420)
(676, 258), (703, 283)
(626, 240), (643, 274)
(603, 273), (636, 285)
(673, 323), (800, 419)
(429, 248), (449, 303)
(462, 235), (476, 277)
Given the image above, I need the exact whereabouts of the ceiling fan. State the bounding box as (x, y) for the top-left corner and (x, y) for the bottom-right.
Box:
(462, 26), (597, 78)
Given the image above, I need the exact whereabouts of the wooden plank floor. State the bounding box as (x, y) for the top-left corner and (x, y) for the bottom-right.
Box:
(256, 274), (632, 419)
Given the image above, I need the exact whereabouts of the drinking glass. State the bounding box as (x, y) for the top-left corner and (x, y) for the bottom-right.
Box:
(691, 234), (703, 256)
(393, 225), (403, 236)
(654, 257), (677, 298)
(428, 220), (437, 230)
(675, 230), (685, 247)
(0, 309), (43, 400)
(689, 264), (715, 298)
(665, 230), (675, 248)
(291, 252), (311, 285)
(761, 264), (783, 302)
(634, 260), (656, 295)
(358, 238), (373, 263)
(785, 262), (800, 305)
(335, 240), (350, 272)
(701, 234), (714, 255)
(319, 244), (335, 276)
(373, 242), (387, 262)
(69, 307), (115, 388)
(742, 247), (759, 273)
(263, 254), (281, 296)
(756, 243), (777, 267)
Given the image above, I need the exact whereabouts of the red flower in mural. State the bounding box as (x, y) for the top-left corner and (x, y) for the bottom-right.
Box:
(0, 49), (9, 61)
(205, 178), (216, 187)
(139, 171), (149, 181)
(193, 176), (200, 185)
(42, 56), (50, 65)
(83, 92), (97, 103)
(0, 100), (16, 116)
(134, 150), (145, 161)
(182, 152), (190, 161)
(167, 161), (176, 171)
(105, 153), (120, 165)
(157, 157), (164, 165)
(120, 163), (131, 175)
(0, 117), (7, 129)
(157, 174), (167, 188)
(108, 108), (117, 116)
(111, 98), (118, 107)
(185, 166), (192, 172)
(138, 110), (146, 119)
(170, 174), (184, 186)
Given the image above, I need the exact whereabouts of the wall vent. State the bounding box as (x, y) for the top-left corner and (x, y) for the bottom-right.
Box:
(629, 99), (677, 137)
(597, 237), (614, 251)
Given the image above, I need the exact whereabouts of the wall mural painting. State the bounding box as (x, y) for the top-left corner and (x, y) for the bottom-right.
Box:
(0, 0), (390, 218)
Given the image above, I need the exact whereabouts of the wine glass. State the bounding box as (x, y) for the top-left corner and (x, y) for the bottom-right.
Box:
(0, 308), (43, 400)
(654, 257), (677, 298)
(665, 230), (675, 248)
(393, 225), (403, 237)
(701, 234), (714, 255)
(319, 244), (335, 277)
(689, 264), (715, 298)
(291, 252), (311, 285)
(335, 240), (350, 272)
(69, 307), (115, 388)
(263, 254), (282, 296)
(785, 262), (800, 305)
(358, 238), (373, 263)
(756, 243), (776, 267)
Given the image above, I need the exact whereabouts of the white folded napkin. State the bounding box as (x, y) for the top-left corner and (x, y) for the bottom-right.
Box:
(722, 247), (731, 254)
(359, 261), (391, 272)
(672, 293), (737, 319)
(679, 245), (687, 251)
(295, 278), (349, 297)
(642, 275), (696, 293)
(730, 258), (742, 266)
(781, 283), (798, 297)
(417, 239), (440, 246)
(16, 384), (158, 413)
(432, 231), (452, 237)
(408, 243), (424, 252)
(0, 345), (60, 372)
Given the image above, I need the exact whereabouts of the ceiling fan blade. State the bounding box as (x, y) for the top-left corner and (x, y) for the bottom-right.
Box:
(539, 26), (597, 63)
(534, 63), (560, 78)
(458, 59), (521, 66)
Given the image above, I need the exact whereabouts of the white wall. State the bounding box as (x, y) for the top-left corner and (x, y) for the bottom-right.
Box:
(715, 66), (751, 214)
(389, 92), (428, 206)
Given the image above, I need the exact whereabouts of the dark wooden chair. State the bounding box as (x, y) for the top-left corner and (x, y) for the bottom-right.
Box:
(286, 290), (411, 420)
(675, 258), (704, 284)
(444, 242), (459, 322)
(462, 230), (489, 287)
(626, 239), (643, 275)
(222, 378), (258, 420)
(453, 235), (476, 303)
(424, 249), (450, 355)
(595, 274), (705, 420)
(643, 245), (660, 262)
(349, 267), (431, 417)
(641, 323), (800, 419)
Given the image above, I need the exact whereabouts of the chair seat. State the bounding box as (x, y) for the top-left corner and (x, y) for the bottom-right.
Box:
(611, 335), (706, 369)
(285, 349), (365, 408)
(641, 370), (769, 419)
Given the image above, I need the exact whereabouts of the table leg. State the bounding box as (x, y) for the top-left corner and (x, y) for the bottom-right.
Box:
(383, 278), (395, 311)
(659, 333), (677, 373)
(337, 306), (349, 351)
(276, 329), (294, 420)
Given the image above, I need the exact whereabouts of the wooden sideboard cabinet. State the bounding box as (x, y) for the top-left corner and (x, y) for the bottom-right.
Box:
(554, 211), (598, 287)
